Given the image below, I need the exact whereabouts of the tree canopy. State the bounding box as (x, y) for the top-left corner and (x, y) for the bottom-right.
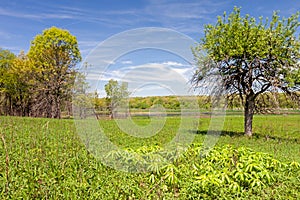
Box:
(0, 27), (82, 118)
(192, 8), (300, 136)
(28, 26), (81, 118)
(105, 79), (130, 118)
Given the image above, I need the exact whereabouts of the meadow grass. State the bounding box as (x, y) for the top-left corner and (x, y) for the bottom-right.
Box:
(100, 114), (300, 162)
(0, 114), (299, 199)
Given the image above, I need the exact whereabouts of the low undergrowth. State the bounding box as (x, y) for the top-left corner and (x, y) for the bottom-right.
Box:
(107, 144), (300, 199)
(0, 116), (299, 199)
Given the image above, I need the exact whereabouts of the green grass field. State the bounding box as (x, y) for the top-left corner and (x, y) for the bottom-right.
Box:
(0, 114), (299, 199)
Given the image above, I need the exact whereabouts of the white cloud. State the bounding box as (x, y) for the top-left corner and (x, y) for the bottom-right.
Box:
(172, 67), (193, 75)
(103, 60), (116, 65)
(83, 27), (197, 72)
(84, 60), (195, 96)
(161, 61), (185, 67)
(121, 60), (133, 64)
(99, 62), (192, 82)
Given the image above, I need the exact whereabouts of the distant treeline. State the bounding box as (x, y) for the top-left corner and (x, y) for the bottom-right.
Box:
(91, 92), (299, 115)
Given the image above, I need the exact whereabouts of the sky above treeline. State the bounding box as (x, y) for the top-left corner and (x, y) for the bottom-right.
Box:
(1, 0), (299, 97)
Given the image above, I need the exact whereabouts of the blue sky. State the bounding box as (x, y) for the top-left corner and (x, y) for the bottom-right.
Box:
(1, 0), (299, 96)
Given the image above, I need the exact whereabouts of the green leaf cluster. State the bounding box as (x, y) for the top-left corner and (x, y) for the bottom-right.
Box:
(0, 27), (82, 118)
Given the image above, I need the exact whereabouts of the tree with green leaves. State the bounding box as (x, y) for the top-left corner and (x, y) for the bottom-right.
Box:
(8, 52), (35, 116)
(192, 8), (300, 136)
(105, 79), (130, 118)
(0, 49), (35, 116)
(28, 26), (81, 118)
(0, 48), (16, 115)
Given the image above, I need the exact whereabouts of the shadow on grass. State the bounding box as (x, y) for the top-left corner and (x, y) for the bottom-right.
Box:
(189, 130), (244, 137)
(189, 130), (299, 143)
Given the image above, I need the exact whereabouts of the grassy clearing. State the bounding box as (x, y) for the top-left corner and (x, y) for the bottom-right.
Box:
(0, 114), (299, 199)
(211, 114), (300, 163)
(101, 114), (300, 162)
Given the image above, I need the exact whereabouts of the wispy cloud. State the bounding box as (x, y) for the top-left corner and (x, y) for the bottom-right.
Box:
(0, 6), (131, 29)
(84, 27), (197, 70)
(0, 0), (229, 33)
(161, 61), (185, 67)
(85, 61), (194, 96)
(121, 60), (133, 65)
(0, 45), (23, 53)
(0, 31), (19, 40)
(78, 40), (99, 48)
(84, 63), (194, 86)
(103, 60), (116, 65)
(142, 0), (230, 33)
(0, 8), (77, 20)
(145, 1), (221, 19)
(0, 0), (230, 59)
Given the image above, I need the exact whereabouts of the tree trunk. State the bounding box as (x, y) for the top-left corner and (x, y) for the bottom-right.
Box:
(56, 97), (61, 119)
(244, 95), (255, 137)
(51, 95), (61, 119)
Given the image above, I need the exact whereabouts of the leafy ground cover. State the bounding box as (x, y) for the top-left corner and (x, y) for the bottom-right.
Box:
(0, 114), (299, 199)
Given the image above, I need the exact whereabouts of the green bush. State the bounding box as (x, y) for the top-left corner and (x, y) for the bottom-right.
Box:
(139, 144), (300, 199)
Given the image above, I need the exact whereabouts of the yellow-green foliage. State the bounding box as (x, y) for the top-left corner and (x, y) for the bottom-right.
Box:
(0, 116), (299, 199)
(93, 93), (298, 112)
